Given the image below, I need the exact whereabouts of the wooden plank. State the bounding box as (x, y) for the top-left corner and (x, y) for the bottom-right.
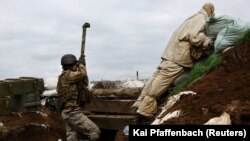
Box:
(83, 99), (136, 114)
(86, 114), (138, 130)
(23, 101), (41, 107)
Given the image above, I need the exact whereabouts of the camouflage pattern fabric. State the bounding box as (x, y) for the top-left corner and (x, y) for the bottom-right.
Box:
(61, 108), (100, 141)
(57, 64), (100, 140)
(57, 64), (89, 108)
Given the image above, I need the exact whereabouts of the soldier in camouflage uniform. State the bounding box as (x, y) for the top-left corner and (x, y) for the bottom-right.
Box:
(57, 54), (101, 141)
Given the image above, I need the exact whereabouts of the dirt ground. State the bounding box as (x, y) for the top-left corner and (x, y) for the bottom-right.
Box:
(0, 107), (66, 141)
(163, 40), (250, 125)
(0, 107), (122, 141)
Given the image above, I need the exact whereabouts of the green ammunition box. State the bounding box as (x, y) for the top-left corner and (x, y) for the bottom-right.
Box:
(0, 96), (10, 116)
(0, 81), (10, 96)
(23, 93), (40, 103)
(20, 77), (44, 93)
(4, 79), (23, 95)
(1, 77), (44, 113)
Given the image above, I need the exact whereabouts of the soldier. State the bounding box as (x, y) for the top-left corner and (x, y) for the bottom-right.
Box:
(131, 3), (215, 117)
(57, 54), (101, 141)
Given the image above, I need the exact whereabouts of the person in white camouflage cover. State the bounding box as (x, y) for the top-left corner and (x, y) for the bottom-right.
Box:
(131, 3), (215, 117)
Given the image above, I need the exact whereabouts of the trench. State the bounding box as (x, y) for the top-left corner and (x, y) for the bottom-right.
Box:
(0, 125), (127, 141)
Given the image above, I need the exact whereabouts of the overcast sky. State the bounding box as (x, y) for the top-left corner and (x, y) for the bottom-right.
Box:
(0, 0), (249, 81)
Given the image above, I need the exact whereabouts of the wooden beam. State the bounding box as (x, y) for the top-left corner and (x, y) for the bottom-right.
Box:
(83, 99), (136, 114)
(87, 114), (139, 130)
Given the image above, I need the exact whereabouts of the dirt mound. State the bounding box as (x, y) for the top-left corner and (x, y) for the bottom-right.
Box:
(0, 107), (122, 141)
(0, 107), (66, 141)
(163, 40), (250, 125)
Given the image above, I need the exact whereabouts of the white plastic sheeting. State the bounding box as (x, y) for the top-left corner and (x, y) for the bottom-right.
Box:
(151, 91), (197, 125)
(151, 110), (182, 125)
(204, 112), (231, 125)
(157, 91), (197, 119)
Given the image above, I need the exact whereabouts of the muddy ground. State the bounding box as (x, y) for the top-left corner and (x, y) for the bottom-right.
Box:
(0, 107), (66, 141)
(163, 39), (250, 125)
(0, 107), (123, 141)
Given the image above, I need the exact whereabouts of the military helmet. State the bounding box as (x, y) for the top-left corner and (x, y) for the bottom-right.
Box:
(61, 54), (77, 65)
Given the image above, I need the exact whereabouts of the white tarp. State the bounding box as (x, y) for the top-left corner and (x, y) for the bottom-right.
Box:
(151, 110), (182, 125)
(204, 112), (231, 125)
(157, 91), (197, 119)
(151, 91), (196, 125)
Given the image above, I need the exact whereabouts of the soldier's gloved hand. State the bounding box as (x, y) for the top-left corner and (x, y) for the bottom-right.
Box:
(202, 38), (212, 49)
(77, 59), (86, 66)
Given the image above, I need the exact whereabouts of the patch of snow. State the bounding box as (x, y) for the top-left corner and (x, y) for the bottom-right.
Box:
(0, 122), (3, 127)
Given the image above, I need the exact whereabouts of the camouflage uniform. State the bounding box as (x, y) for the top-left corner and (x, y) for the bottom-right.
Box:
(57, 64), (100, 141)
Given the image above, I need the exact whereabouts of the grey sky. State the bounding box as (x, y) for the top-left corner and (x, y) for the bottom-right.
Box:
(0, 0), (249, 81)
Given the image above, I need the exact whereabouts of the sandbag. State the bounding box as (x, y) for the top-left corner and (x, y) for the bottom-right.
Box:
(205, 15), (234, 38)
(205, 15), (250, 54)
(204, 112), (231, 125)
